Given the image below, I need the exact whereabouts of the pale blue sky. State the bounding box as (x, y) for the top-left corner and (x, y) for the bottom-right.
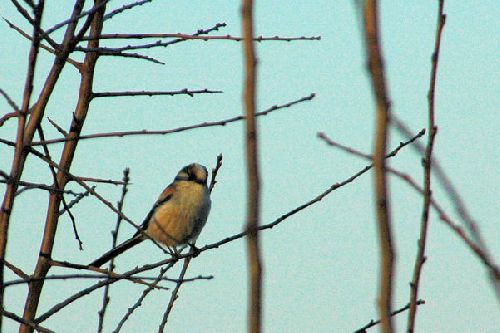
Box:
(0, 1), (498, 332)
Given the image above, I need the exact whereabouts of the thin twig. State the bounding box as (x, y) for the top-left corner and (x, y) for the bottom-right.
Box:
(353, 300), (425, 333)
(83, 22), (227, 54)
(47, 118), (68, 137)
(85, 33), (321, 42)
(57, 188), (93, 216)
(408, 1), (445, 331)
(2, 18), (81, 69)
(113, 263), (173, 333)
(208, 154), (223, 194)
(91, 88), (222, 98)
(98, 168), (130, 333)
(37, 125), (84, 250)
(34, 259), (179, 324)
(31, 93), (315, 146)
(391, 120), (500, 300)
(73, 176), (126, 185)
(46, 258), (169, 291)
(318, 132), (500, 279)
(0, 87), (21, 112)
(79, 34), (320, 53)
(0, 171), (81, 197)
(95, 50), (165, 64)
(3, 273), (212, 288)
(23, 146), (169, 255)
(2, 310), (54, 333)
(43, 0), (111, 36)
(103, 0), (153, 21)
(157, 259), (191, 332)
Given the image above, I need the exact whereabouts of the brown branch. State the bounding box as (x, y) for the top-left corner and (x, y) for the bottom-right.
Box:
(19, 2), (106, 331)
(318, 132), (500, 279)
(363, 1), (394, 332)
(31, 93), (315, 146)
(0, 2), (45, 326)
(91, 88), (222, 98)
(242, 1), (262, 332)
(354, 300), (425, 333)
(4, 259), (29, 280)
(408, 1), (446, 331)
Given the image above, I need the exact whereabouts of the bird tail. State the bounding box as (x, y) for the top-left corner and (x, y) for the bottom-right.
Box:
(90, 235), (143, 267)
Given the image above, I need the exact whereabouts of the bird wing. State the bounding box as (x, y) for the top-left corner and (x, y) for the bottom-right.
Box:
(136, 183), (176, 233)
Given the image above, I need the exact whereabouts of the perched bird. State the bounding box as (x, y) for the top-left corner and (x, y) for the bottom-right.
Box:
(90, 163), (212, 267)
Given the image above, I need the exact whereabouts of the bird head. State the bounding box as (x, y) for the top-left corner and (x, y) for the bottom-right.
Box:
(176, 163), (209, 185)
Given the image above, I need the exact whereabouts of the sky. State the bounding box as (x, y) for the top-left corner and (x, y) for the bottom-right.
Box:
(0, 1), (499, 332)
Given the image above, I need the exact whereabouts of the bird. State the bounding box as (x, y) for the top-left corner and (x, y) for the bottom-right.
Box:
(90, 163), (212, 267)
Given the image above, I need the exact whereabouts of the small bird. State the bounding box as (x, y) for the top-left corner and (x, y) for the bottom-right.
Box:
(90, 163), (212, 267)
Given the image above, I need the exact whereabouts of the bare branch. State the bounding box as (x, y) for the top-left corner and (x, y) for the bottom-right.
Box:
(2, 310), (54, 333)
(91, 88), (222, 99)
(34, 261), (176, 324)
(98, 168), (130, 333)
(408, 1), (446, 331)
(208, 154), (223, 194)
(103, 0), (153, 21)
(157, 259), (191, 332)
(47, 118), (68, 137)
(242, 1), (263, 332)
(318, 131), (500, 284)
(0, 87), (20, 112)
(1, 2), (45, 323)
(353, 300), (425, 333)
(43, 0), (111, 36)
(363, 1), (394, 331)
(85, 33), (321, 42)
(58, 188), (93, 216)
(4, 259), (29, 280)
(31, 93), (315, 146)
(2, 18), (80, 68)
(73, 176), (126, 186)
(4, 273), (212, 288)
